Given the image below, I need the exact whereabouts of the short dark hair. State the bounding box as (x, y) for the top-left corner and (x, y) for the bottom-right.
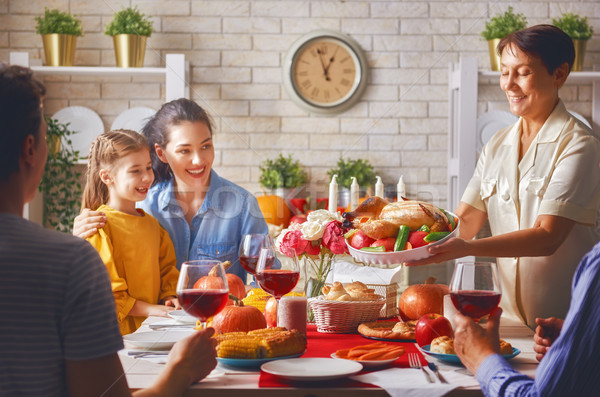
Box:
(497, 24), (575, 74)
(0, 65), (46, 180)
(142, 98), (214, 184)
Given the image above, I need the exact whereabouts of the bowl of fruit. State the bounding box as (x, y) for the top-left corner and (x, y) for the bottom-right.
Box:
(343, 198), (459, 265)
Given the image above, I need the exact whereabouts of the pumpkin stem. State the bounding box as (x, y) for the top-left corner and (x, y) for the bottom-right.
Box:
(425, 276), (437, 285)
(208, 261), (233, 277)
(230, 294), (243, 306)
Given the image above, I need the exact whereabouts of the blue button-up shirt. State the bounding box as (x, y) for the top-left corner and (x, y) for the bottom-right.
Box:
(475, 241), (600, 396)
(138, 170), (268, 281)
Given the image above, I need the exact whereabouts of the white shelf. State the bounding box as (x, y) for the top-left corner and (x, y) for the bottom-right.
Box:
(29, 65), (168, 77)
(9, 52), (189, 102)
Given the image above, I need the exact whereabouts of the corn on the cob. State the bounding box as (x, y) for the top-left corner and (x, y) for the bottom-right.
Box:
(248, 326), (287, 335)
(216, 336), (262, 358)
(242, 289), (305, 313)
(261, 330), (306, 358)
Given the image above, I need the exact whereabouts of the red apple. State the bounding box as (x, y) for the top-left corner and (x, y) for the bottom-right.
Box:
(264, 297), (278, 327)
(408, 231), (429, 248)
(370, 237), (396, 252)
(415, 313), (453, 346)
(349, 230), (375, 250)
(289, 198), (308, 214)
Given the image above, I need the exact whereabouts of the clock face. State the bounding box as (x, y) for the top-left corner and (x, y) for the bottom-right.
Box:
(291, 37), (361, 108)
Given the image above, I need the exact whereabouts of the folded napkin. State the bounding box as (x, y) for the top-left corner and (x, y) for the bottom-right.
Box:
(351, 364), (480, 397)
(328, 259), (403, 285)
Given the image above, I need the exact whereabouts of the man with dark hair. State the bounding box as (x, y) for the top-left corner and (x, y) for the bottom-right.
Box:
(0, 64), (217, 397)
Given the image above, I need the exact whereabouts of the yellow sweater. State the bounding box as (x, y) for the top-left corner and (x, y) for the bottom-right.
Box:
(86, 205), (179, 335)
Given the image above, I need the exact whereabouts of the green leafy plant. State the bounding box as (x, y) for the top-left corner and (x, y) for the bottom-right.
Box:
(481, 6), (528, 40)
(39, 117), (82, 233)
(104, 6), (154, 37)
(552, 12), (594, 40)
(35, 8), (83, 36)
(259, 154), (307, 189)
(327, 158), (375, 189)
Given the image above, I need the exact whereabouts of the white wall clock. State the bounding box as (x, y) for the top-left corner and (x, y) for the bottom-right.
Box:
(282, 30), (369, 115)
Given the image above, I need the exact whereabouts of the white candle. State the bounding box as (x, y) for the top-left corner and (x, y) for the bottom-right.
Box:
(397, 175), (406, 200)
(350, 177), (359, 211)
(375, 176), (384, 198)
(328, 174), (338, 213)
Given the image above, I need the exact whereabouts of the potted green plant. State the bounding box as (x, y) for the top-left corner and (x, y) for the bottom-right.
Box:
(39, 117), (82, 233)
(35, 8), (83, 66)
(552, 12), (594, 71)
(259, 154), (307, 198)
(327, 158), (375, 207)
(104, 6), (154, 67)
(481, 6), (528, 71)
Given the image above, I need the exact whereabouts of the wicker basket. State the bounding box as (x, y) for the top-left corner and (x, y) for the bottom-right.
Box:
(308, 296), (385, 333)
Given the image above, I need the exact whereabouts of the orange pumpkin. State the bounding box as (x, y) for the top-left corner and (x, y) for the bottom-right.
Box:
(193, 261), (247, 305)
(208, 299), (267, 333)
(257, 195), (291, 227)
(398, 277), (449, 321)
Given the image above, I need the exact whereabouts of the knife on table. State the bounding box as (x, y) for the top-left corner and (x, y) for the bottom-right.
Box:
(427, 362), (449, 383)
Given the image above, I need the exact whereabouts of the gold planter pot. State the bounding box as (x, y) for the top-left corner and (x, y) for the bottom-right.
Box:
(112, 34), (147, 68)
(571, 39), (587, 72)
(487, 38), (502, 71)
(41, 34), (77, 66)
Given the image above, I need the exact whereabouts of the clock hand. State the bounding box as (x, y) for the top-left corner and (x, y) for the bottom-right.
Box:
(323, 47), (340, 76)
(317, 48), (330, 81)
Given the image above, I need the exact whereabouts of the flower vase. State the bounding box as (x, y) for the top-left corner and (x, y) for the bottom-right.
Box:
(305, 276), (325, 322)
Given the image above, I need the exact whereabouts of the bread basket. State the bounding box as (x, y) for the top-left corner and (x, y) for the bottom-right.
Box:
(308, 296), (385, 333)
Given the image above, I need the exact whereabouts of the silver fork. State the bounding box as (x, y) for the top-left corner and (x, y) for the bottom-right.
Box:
(408, 353), (434, 383)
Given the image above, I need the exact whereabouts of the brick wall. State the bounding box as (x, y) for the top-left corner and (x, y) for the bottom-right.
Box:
(2, 0), (599, 209)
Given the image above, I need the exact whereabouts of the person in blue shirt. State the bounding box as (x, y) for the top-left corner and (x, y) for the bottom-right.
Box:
(74, 98), (268, 281)
(453, 240), (600, 396)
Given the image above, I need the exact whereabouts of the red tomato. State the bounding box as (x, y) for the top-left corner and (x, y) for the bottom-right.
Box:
(370, 237), (396, 252)
(408, 231), (429, 248)
(349, 230), (375, 250)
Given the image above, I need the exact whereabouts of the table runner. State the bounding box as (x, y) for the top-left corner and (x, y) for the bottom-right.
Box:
(258, 324), (426, 388)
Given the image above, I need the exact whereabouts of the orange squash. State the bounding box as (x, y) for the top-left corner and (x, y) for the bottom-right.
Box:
(193, 261), (247, 305)
(398, 277), (449, 320)
(208, 299), (267, 333)
(257, 195), (291, 227)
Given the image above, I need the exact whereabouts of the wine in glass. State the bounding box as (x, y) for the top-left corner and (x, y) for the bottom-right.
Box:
(177, 260), (229, 329)
(238, 234), (274, 279)
(255, 247), (300, 300)
(449, 261), (502, 321)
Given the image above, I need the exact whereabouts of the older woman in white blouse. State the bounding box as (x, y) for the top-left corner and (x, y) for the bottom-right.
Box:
(410, 25), (600, 329)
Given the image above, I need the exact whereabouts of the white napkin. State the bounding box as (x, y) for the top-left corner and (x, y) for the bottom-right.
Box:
(351, 365), (480, 397)
(328, 259), (403, 285)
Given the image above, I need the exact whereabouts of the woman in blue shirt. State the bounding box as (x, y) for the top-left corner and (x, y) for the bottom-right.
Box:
(74, 99), (268, 281)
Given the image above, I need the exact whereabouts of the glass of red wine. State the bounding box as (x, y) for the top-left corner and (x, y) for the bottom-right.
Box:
(449, 261), (502, 321)
(238, 234), (274, 283)
(176, 260), (229, 329)
(255, 247), (300, 300)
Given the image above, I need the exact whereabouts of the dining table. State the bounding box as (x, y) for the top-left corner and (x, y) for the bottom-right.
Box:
(119, 315), (539, 396)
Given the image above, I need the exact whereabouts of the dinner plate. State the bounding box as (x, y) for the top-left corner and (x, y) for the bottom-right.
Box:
(217, 352), (304, 369)
(168, 309), (197, 324)
(345, 211), (459, 265)
(52, 106), (104, 159)
(476, 110), (518, 152)
(110, 107), (155, 133)
(123, 330), (196, 350)
(261, 357), (363, 381)
(330, 352), (400, 369)
(420, 344), (520, 364)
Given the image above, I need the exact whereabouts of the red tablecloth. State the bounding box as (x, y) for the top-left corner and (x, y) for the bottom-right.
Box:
(258, 324), (426, 388)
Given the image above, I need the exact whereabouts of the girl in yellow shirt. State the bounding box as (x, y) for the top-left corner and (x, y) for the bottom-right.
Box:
(82, 129), (180, 335)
